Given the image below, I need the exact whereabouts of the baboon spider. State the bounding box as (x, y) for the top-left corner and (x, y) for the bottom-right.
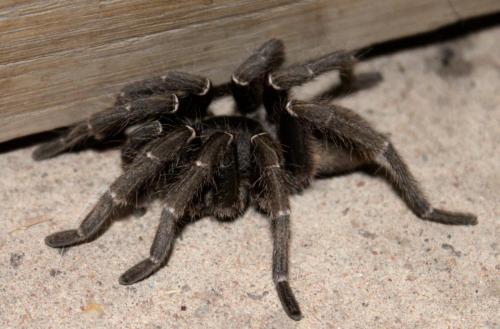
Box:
(34, 39), (477, 321)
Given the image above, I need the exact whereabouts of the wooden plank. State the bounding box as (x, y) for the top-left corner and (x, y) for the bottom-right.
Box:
(1, 0), (499, 142)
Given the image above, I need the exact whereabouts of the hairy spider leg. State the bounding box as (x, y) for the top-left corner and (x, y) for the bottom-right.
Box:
(279, 112), (315, 191)
(116, 71), (213, 111)
(251, 132), (302, 321)
(33, 95), (179, 160)
(261, 50), (357, 190)
(44, 126), (197, 248)
(379, 143), (477, 225)
(116, 71), (213, 120)
(121, 120), (165, 166)
(263, 49), (358, 123)
(263, 48), (358, 121)
(231, 39), (285, 114)
(263, 80), (313, 190)
(287, 100), (477, 225)
(119, 131), (233, 284)
(33, 72), (212, 160)
(268, 50), (357, 91)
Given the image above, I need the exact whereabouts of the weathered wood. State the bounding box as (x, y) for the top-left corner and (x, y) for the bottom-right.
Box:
(1, 0), (499, 142)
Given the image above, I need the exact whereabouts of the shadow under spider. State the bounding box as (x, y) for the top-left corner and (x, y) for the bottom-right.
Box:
(312, 71), (383, 103)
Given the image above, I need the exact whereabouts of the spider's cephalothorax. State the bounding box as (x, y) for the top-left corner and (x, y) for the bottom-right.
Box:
(34, 39), (477, 321)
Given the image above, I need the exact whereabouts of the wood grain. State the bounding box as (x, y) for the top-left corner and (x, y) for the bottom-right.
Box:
(1, 0), (499, 142)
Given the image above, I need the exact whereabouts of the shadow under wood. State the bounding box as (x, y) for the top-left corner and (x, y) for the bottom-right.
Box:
(0, 126), (125, 156)
(358, 10), (500, 59)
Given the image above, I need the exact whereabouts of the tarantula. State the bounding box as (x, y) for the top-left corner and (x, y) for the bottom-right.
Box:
(34, 39), (477, 321)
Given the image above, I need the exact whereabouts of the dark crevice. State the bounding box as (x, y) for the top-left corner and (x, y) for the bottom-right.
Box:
(357, 11), (500, 60)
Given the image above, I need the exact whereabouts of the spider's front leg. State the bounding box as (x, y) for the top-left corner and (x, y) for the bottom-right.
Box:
(263, 50), (357, 190)
(264, 48), (357, 122)
(269, 50), (357, 92)
(287, 100), (477, 225)
(33, 72), (212, 160)
(45, 126), (196, 248)
(231, 38), (285, 114)
(251, 132), (302, 321)
(120, 131), (233, 284)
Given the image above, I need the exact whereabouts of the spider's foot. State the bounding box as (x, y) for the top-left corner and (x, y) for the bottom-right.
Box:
(423, 208), (477, 226)
(119, 258), (160, 285)
(276, 281), (303, 321)
(45, 229), (85, 248)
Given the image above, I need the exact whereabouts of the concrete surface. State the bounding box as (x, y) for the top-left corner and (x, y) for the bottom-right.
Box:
(1, 25), (499, 329)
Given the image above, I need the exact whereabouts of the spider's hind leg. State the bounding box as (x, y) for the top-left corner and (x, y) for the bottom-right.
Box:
(287, 100), (477, 226)
(376, 142), (477, 225)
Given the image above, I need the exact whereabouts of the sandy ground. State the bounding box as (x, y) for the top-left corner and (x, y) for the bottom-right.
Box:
(1, 25), (499, 329)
